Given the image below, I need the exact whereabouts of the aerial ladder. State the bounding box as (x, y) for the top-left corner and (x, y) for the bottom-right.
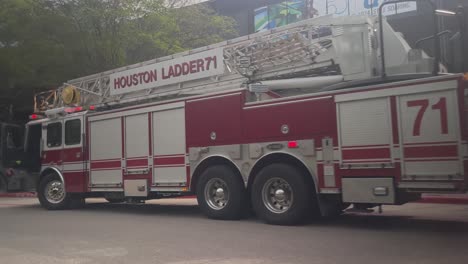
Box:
(33, 14), (437, 112)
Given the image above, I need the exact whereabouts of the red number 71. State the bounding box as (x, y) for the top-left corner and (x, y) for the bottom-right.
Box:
(407, 98), (448, 136)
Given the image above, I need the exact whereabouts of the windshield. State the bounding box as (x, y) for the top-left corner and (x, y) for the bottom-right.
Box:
(1, 125), (24, 167)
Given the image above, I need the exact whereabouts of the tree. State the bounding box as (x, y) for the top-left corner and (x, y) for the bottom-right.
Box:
(0, 0), (238, 117)
(46, 0), (237, 71)
(0, 0), (78, 115)
(171, 3), (238, 49)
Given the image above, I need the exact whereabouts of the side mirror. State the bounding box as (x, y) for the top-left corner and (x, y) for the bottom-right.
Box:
(40, 139), (44, 155)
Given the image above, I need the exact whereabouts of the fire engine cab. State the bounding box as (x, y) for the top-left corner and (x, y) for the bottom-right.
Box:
(25, 4), (468, 225)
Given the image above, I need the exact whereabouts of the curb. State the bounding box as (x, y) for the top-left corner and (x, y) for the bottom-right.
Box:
(416, 196), (468, 205)
(0, 192), (37, 198)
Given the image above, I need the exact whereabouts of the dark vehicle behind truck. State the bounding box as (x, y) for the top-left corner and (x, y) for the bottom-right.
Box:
(0, 122), (36, 193)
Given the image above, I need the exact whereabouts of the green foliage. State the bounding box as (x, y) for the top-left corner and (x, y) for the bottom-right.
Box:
(171, 3), (238, 49)
(0, 0), (238, 114)
(0, 0), (73, 88)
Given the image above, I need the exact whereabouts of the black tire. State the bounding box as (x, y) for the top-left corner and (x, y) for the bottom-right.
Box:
(196, 165), (247, 220)
(38, 173), (72, 210)
(251, 163), (316, 225)
(105, 198), (125, 203)
(0, 175), (7, 193)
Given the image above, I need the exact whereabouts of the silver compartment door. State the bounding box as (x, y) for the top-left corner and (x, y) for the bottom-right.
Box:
(398, 87), (463, 181)
(89, 117), (123, 187)
(152, 105), (187, 186)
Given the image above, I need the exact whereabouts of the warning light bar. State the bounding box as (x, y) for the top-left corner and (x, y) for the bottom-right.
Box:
(31, 105), (96, 120)
(64, 106), (84, 113)
(29, 114), (45, 120)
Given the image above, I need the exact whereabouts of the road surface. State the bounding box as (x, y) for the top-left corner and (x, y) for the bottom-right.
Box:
(0, 198), (467, 264)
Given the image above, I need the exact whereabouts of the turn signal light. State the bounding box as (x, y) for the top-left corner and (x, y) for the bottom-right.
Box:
(288, 141), (299, 148)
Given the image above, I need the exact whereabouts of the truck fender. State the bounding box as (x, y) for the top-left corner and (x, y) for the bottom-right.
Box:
(248, 151), (319, 193)
(38, 167), (66, 190)
(190, 154), (243, 191)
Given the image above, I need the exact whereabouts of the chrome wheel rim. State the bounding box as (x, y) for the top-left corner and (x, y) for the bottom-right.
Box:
(45, 180), (65, 204)
(204, 178), (229, 210)
(262, 177), (293, 214)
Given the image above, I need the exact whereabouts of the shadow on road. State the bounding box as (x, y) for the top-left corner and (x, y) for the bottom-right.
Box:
(82, 201), (203, 217)
(315, 213), (468, 233)
(5, 200), (468, 234)
(76, 202), (468, 233)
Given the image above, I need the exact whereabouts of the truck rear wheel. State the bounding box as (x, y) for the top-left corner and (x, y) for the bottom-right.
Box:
(251, 163), (314, 225)
(38, 173), (72, 210)
(196, 165), (246, 220)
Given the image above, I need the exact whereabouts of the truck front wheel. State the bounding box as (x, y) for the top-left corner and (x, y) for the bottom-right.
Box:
(196, 165), (246, 220)
(38, 173), (72, 210)
(251, 163), (314, 225)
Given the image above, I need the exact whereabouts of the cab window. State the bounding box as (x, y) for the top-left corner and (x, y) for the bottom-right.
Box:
(47, 122), (62, 148)
(65, 119), (81, 145)
(5, 126), (23, 150)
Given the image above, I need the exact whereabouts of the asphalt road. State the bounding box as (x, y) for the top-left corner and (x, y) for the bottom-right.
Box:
(0, 198), (467, 264)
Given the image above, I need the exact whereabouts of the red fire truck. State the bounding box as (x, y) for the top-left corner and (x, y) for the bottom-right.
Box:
(24, 10), (468, 225)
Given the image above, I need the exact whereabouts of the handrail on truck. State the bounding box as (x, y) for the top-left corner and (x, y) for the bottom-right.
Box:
(379, 0), (441, 78)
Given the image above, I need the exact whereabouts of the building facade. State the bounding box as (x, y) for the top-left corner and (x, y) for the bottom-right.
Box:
(210, 0), (467, 73)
